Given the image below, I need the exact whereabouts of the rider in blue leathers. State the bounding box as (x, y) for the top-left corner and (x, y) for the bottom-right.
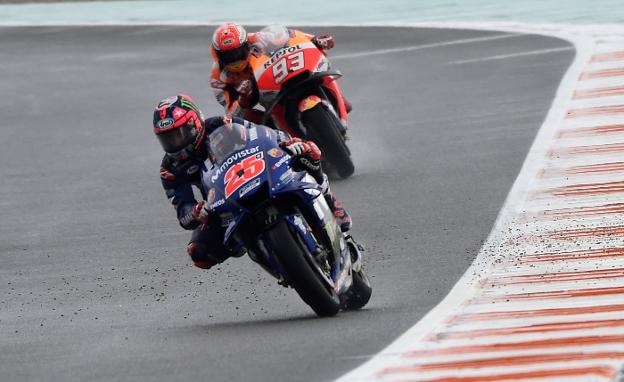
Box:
(153, 94), (351, 269)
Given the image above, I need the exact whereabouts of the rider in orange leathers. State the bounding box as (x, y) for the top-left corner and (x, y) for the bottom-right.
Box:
(209, 23), (351, 125)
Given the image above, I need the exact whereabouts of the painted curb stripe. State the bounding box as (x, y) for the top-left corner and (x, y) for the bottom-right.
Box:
(379, 352), (624, 373)
(580, 68), (624, 80)
(535, 203), (624, 219)
(540, 162), (624, 178)
(435, 319), (624, 340)
(487, 268), (624, 285)
(406, 335), (624, 356)
(574, 86), (624, 99)
(520, 247), (624, 263)
(555, 123), (624, 138)
(451, 305), (624, 322)
(413, 366), (618, 382)
(542, 180), (624, 197)
(592, 51), (624, 62)
(549, 142), (624, 157)
(566, 104), (624, 118)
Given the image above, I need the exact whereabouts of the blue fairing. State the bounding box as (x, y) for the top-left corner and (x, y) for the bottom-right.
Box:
(200, 124), (322, 244)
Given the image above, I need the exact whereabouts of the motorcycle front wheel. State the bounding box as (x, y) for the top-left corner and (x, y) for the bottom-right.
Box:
(301, 104), (355, 179)
(265, 219), (340, 317)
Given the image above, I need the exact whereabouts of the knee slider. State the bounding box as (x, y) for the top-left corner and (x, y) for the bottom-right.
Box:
(187, 242), (217, 269)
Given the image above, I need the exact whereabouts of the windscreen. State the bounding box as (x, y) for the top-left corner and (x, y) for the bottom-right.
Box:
(208, 123), (248, 164)
(253, 25), (290, 55)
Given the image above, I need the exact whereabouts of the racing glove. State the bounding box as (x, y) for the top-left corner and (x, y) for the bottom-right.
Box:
(312, 35), (335, 50)
(235, 79), (253, 96)
(280, 137), (321, 160)
(191, 200), (210, 224)
(236, 79), (257, 109)
(280, 138), (322, 173)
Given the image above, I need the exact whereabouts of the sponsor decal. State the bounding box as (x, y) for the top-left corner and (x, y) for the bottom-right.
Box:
(186, 164), (199, 175)
(293, 215), (308, 233)
(179, 97), (198, 111)
(157, 118), (175, 129)
(157, 96), (177, 108)
(239, 177), (261, 198)
(210, 198), (225, 209)
(298, 96), (321, 113)
(315, 57), (329, 72)
(172, 107), (186, 119)
(249, 126), (258, 141)
(279, 169), (293, 182)
(222, 38), (234, 46)
(207, 188), (216, 203)
(272, 155), (289, 170)
(263, 45), (302, 68)
(210, 146), (261, 182)
(268, 148), (284, 158)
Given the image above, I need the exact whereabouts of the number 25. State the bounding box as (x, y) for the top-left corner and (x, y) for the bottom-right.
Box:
(224, 153), (265, 198)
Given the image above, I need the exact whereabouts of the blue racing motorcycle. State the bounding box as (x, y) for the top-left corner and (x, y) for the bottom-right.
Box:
(201, 122), (371, 316)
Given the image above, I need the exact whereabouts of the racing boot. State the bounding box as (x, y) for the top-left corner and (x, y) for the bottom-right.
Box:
(316, 173), (352, 232)
(324, 190), (352, 232)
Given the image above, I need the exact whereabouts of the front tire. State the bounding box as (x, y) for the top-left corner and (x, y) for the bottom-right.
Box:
(265, 220), (340, 317)
(301, 104), (355, 179)
(341, 269), (372, 310)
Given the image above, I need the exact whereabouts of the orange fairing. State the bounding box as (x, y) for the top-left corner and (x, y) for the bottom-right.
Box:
(298, 96), (322, 112)
(248, 28), (324, 91)
(251, 42), (325, 91)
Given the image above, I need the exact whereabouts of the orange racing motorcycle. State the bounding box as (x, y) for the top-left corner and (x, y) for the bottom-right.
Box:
(248, 25), (354, 178)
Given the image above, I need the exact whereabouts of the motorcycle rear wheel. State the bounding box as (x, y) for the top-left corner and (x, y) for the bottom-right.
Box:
(301, 104), (355, 179)
(265, 219), (340, 317)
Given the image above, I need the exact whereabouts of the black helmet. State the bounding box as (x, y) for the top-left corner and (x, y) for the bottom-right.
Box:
(153, 94), (205, 154)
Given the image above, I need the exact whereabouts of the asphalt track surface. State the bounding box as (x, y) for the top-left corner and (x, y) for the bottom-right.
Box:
(0, 26), (573, 382)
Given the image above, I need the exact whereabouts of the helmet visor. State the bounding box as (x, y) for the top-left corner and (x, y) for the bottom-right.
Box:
(217, 44), (250, 66)
(157, 122), (196, 153)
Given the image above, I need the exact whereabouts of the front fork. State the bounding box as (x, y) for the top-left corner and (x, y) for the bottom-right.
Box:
(345, 235), (364, 273)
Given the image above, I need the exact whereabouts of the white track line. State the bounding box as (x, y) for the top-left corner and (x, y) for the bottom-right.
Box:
(336, 23), (624, 382)
(449, 46), (574, 65)
(331, 33), (522, 60)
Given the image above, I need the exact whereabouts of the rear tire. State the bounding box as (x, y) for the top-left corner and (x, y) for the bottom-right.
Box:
(265, 220), (340, 317)
(301, 104), (355, 179)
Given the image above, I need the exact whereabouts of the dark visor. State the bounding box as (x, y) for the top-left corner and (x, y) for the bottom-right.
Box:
(217, 44), (250, 65)
(157, 124), (194, 153)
